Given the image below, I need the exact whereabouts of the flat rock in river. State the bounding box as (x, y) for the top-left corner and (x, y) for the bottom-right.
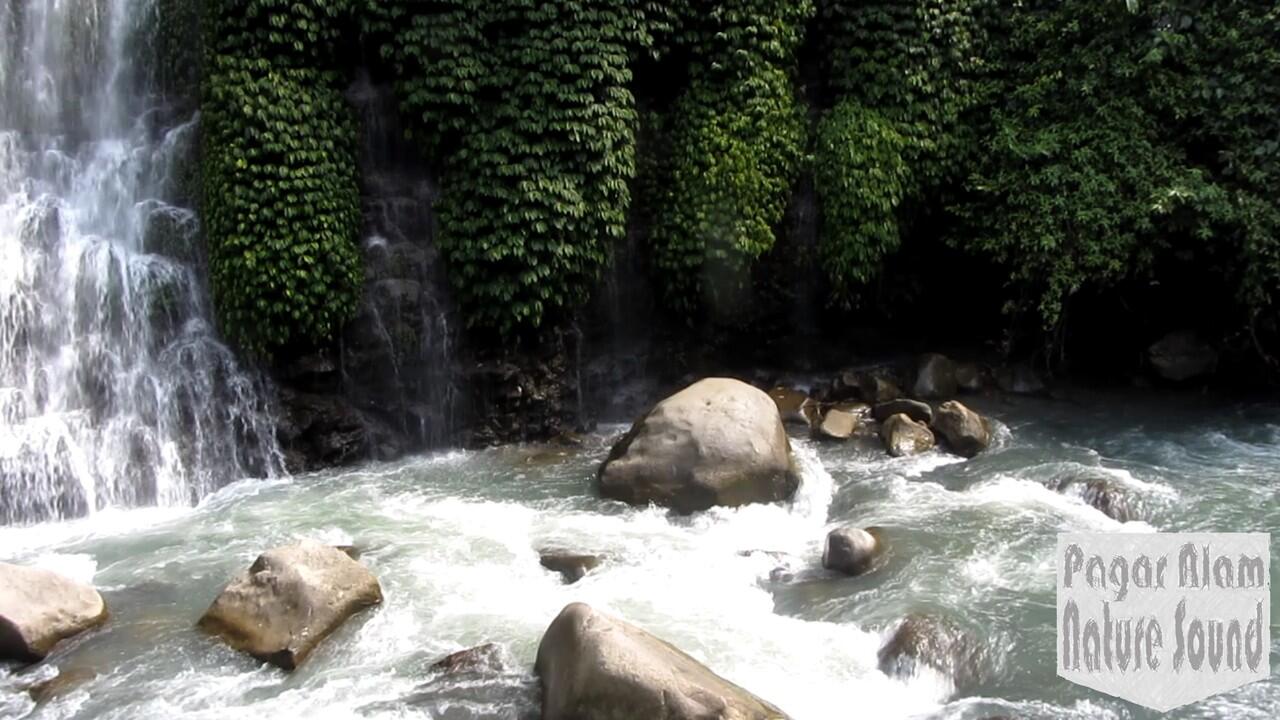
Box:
(536, 602), (790, 719)
(198, 540), (383, 670)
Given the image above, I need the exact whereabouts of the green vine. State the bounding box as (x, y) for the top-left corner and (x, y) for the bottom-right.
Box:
(201, 0), (364, 356)
(644, 0), (812, 318)
(813, 101), (909, 305)
(367, 0), (665, 337)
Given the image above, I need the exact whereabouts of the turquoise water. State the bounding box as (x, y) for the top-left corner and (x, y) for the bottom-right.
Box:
(1, 389), (1277, 719)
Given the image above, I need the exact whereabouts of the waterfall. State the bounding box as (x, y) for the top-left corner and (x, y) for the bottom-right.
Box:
(0, 0), (282, 525)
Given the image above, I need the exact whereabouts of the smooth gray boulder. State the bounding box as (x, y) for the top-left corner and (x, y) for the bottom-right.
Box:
(198, 540), (383, 670)
(536, 603), (790, 720)
(822, 528), (881, 576)
(913, 353), (957, 399)
(880, 414), (936, 457)
(933, 401), (992, 458)
(1148, 331), (1217, 381)
(871, 398), (932, 424)
(598, 378), (799, 514)
(0, 563), (108, 662)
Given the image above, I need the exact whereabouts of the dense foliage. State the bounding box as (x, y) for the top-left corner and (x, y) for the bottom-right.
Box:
(194, 0), (1280, 366)
(365, 0), (665, 336)
(645, 0), (812, 316)
(201, 0), (364, 356)
(955, 0), (1280, 351)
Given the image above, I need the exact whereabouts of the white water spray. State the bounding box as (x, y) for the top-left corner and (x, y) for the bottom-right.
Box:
(0, 0), (281, 524)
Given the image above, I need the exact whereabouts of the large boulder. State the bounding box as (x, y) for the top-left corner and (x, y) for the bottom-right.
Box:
(1147, 331), (1218, 382)
(536, 603), (789, 720)
(198, 541), (383, 670)
(598, 378), (799, 514)
(880, 414), (936, 457)
(878, 614), (989, 692)
(932, 401), (992, 458)
(822, 528), (881, 576)
(871, 398), (932, 424)
(0, 563), (108, 662)
(913, 354), (957, 399)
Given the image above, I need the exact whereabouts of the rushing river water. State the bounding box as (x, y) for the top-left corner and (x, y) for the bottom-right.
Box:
(1, 388), (1276, 719)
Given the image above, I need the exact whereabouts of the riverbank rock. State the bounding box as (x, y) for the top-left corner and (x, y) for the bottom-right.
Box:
(598, 378), (799, 514)
(932, 401), (992, 458)
(767, 386), (817, 427)
(858, 372), (902, 403)
(0, 563), (108, 663)
(822, 528), (881, 576)
(539, 552), (602, 584)
(536, 603), (790, 720)
(1147, 331), (1217, 382)
(198, 541), (383, 670)
(881, 414), (935, 457)
(913, 354), (957, 399)
(878, 614), (989, 691)
(872, 398), (933, 424)
(954, 363), (987, 393)
(431, 643), (505, 674)
(994, 364), (1045, 395)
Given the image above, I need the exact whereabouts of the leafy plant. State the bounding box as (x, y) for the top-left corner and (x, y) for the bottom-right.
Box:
(201, 0), (364, 356)
(645, 0), (812, 317)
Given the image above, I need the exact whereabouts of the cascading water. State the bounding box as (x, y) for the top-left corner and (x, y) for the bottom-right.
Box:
(0, 0), (281, 525)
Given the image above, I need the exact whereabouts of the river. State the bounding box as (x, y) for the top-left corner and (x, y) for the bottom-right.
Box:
(2, 389), (1277, 719)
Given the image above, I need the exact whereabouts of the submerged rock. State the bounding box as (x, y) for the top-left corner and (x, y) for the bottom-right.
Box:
(913, 353), (957, 400)
(536, 602), (790, 720)
(539, 552), (602, 584)
(0, 563), (108, 663)
(932, 401), (992, 458)
(431, 643), (505, 674)
(1049, 476), (1137, 522)
(1148, 331), (1217, 382)
(878, 614), (989, 691)
(27, 666), (97, 704)
(598, 378), (799, 514)
(872, 398), (933, 424)
(198, 540), (383, 670)
(822, 528), (881, 576)
(880, 414), (936, 457)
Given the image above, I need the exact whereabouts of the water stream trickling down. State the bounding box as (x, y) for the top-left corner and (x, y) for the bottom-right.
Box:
(0, 0), (281, 525)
